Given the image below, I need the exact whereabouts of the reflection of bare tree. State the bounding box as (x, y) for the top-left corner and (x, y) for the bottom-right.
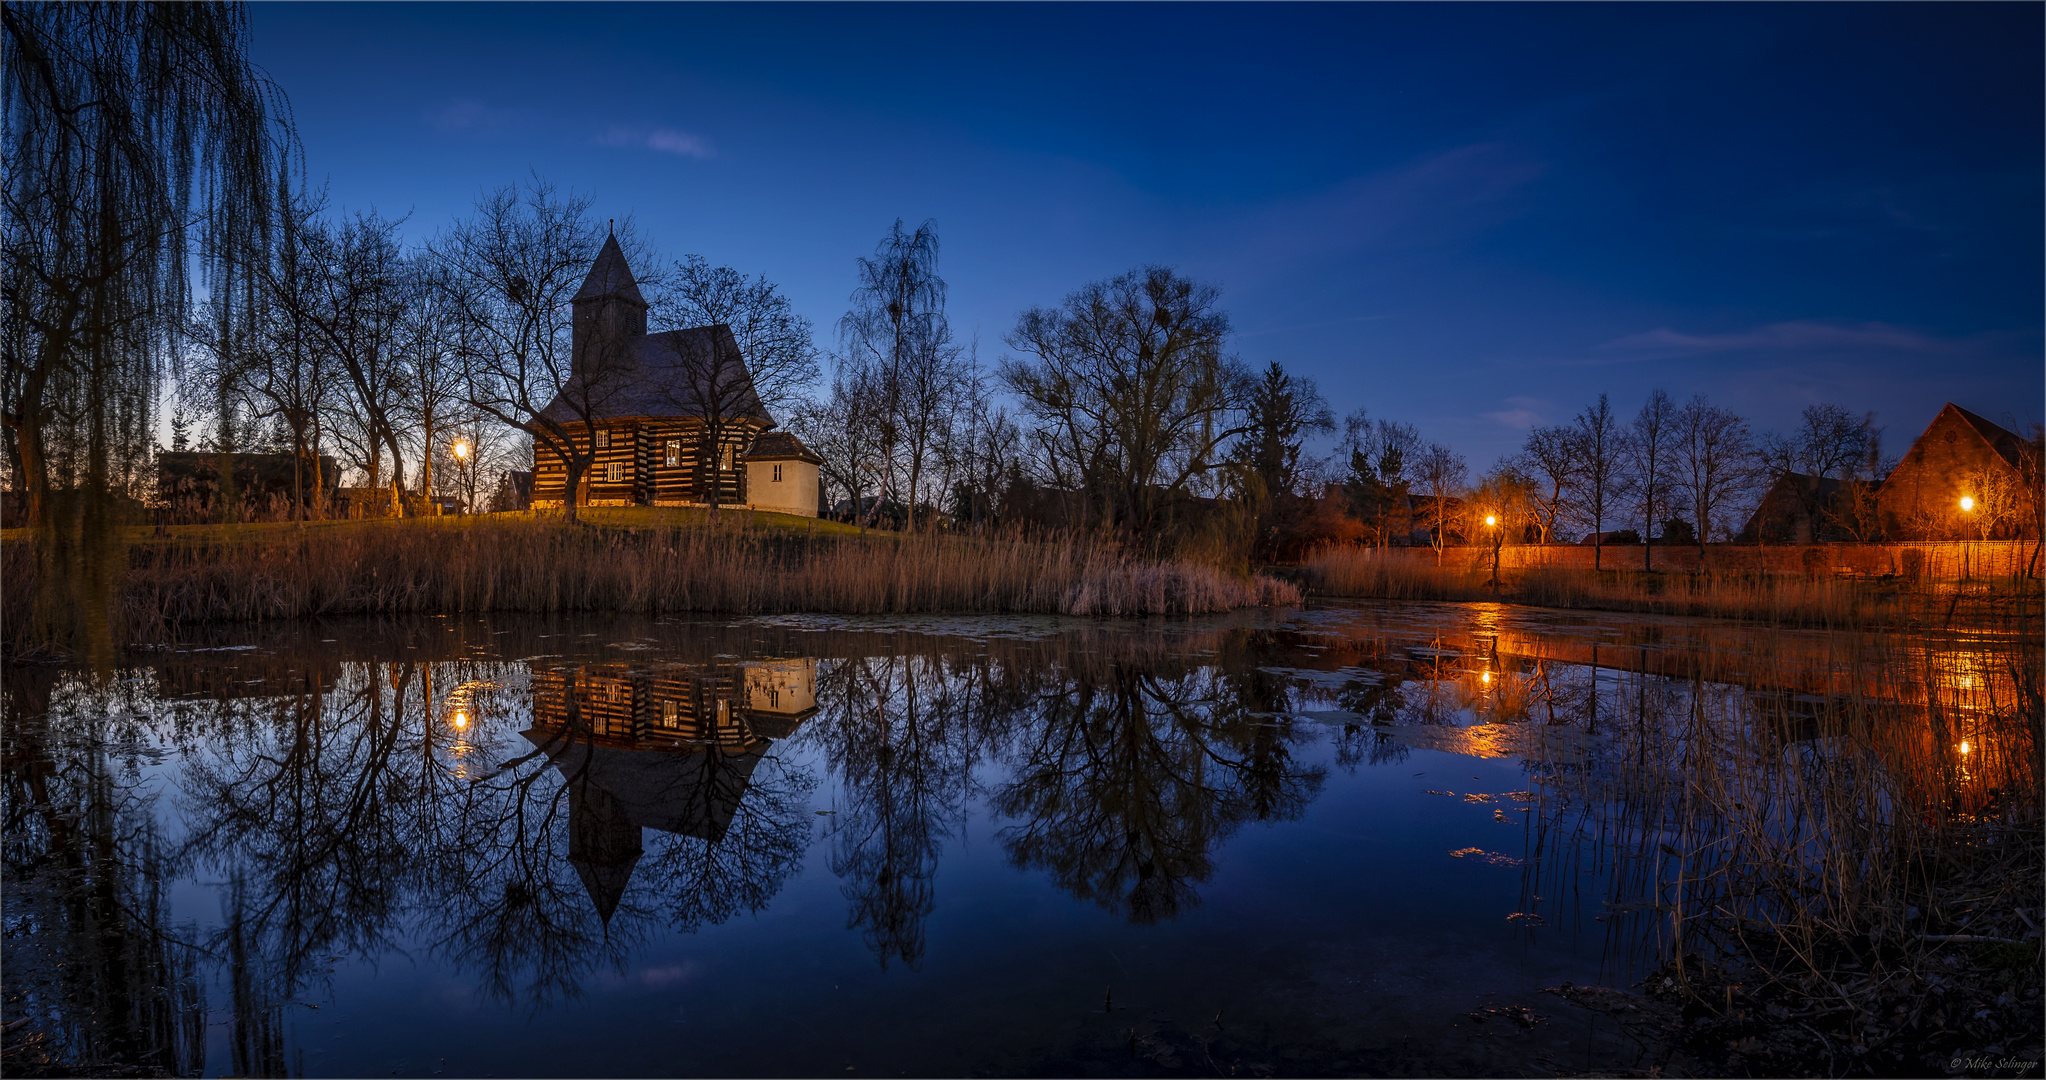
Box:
(2, 670), (210, 1078)
(994, 662), (1325, 924)
(812, 652), (980, 970)
(152, 653), (821, 1016)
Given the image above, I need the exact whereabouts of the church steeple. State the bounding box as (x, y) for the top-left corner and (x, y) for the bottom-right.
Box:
(572, 233), (647, 374)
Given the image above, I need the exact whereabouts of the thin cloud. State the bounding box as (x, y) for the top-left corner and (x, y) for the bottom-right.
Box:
(595, 124), (715, 159)
(1599, 320), (1966, 361)
(1480, 396), (1551, 431)
(426, 99), (533, 134)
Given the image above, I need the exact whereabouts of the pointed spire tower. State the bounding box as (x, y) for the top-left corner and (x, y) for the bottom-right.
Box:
(572, 232), (648, 375)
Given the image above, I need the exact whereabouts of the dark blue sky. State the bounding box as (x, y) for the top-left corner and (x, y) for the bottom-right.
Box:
(251, 2), (2042, 466)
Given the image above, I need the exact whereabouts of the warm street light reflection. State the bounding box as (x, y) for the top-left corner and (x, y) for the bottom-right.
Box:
(453, 709), (469, 730)
(1959, 739), (1972, 755)
(1959, 495), (1975, 512)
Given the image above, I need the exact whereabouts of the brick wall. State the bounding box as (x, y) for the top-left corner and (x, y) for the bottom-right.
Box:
(1359, 540), (2038, 581)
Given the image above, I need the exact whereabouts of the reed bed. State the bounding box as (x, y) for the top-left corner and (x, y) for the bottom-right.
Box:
(1, 518), (1300, 651)
(1301, 542), (2036, 628)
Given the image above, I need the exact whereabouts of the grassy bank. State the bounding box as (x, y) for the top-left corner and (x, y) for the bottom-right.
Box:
(1300, 543), (2040, 628)
(1, 514), (1300, 654)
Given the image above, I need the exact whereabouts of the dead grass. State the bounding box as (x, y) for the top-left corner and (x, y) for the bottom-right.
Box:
(1, 517), (1300, 652)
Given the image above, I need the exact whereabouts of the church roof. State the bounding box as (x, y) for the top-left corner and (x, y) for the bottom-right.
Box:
(538, 324), (774, 427)
(741, 431), (821, 464)
(574, 234), (646, 306)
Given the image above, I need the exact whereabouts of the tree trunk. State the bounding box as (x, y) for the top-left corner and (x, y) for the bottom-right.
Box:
(562, 455), (587, 525)
(13, 413), (51, 533)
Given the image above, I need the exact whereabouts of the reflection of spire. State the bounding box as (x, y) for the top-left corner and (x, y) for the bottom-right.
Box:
(567, 784), (643, 926)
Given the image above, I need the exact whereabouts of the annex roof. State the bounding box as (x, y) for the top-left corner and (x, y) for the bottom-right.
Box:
(741, 431), (822, 464)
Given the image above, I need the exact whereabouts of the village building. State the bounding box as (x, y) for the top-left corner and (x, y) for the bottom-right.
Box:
(155, 450), (339, 523)
(529, 236), (822, 516)
(1738, 474), (1882, 543)
(1878, 403), (2039, 540)
(489, 469), (533, 513)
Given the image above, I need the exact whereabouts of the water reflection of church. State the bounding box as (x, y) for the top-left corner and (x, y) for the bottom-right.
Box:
(524, 658), (818, 921)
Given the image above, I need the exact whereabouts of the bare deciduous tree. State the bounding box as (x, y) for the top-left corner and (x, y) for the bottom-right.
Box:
(1339, 412), (1420, 550)
(1758, 403), (1883, 543)
(1515, 423), (1579, 545)
(433, 178), (614, 526)
(652, 326), (767, 523)
(1673, 395), (1758, 562)
(652, 255), (820, 420)
(1414, 441), (1468, 565)
(1571, 394), (1623, 570)
(839, 220), (959, 530)
(1002, 266), (1247, 542)
(1624, 388), (1677, 570)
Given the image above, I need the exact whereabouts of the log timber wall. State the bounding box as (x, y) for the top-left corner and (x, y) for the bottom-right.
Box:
(531, 419), (764, 509)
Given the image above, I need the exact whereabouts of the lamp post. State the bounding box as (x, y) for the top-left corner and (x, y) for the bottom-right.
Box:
(452, 439), (472, 515)
(1485, 513), (1503, 588)
(1958, 494), (1978, 580)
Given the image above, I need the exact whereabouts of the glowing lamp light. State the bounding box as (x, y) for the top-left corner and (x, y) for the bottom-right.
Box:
(1485, 515), (1498, 527)
(1481, 671), (1492, 685)
(453, 440), (472, 462)
(453, 710), (469, 730)
(1959, 496), (1975, 512)
(1958, 740), (1972, 755)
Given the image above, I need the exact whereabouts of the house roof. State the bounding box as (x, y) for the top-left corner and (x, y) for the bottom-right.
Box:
(741, 431), (821, 464)
(537, 323), (774, 427)
(1944, 403), (2027, 471)
(574, 233), (646, 307)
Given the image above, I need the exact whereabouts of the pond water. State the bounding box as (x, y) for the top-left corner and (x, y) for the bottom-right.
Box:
(2, 601), (2030, 1078)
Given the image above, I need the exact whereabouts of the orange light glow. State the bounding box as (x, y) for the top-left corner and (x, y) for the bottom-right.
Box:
(453, 440), (472, 461)
(1959, 740), (1972, 755)
(1481, 671), (1491, 684)
(453, 710), (469, 730)
(1485, 515), (1497, 527)
(1959, 496), (1975, 512)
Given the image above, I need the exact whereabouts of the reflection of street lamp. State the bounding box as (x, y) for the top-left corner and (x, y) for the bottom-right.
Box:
(1959, 495), (1975, 513)
(452, 439), (473, 515)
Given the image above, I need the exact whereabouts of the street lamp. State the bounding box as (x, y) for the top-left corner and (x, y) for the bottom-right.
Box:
(1484, 513), (1503, 587)
(1959, 495), (1975, 513)
(452, 439), (472, 514)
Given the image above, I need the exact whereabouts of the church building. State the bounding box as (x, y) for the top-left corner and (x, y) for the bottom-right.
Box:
(529, 235), (822, 516)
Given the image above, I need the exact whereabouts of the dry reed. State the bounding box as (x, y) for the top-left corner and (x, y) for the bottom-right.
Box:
(1525, 606), (2043, 1074)
(0, 519), (1300, 651)
(1301, 542), (2038, 629)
